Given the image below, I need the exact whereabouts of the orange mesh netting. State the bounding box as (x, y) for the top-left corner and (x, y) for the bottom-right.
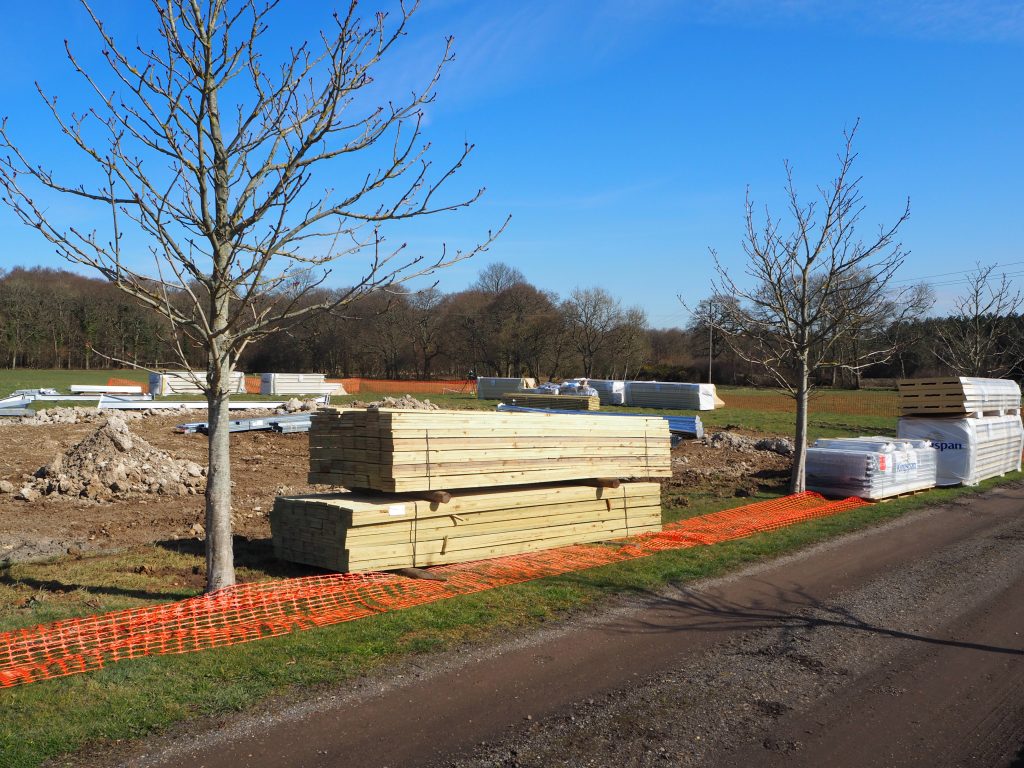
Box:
(0, 492), (866, 689)
(106, 377), (149, 394)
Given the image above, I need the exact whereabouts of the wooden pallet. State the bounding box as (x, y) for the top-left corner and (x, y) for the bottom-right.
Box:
(308, 408), (671, 492)
(272, 481), (662, 572)
(499, 393), (600, 411)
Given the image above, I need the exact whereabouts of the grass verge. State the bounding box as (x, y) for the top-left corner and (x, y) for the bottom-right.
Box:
(1, 473), (1020, 768)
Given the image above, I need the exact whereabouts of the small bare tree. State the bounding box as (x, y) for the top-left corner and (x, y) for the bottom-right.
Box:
(0, 1), (504, 590)
(936, 264), (1023, 377)
(708, 123), (912, 492)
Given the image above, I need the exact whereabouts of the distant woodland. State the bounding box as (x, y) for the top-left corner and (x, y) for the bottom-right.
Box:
(2, 263), (1021, 385)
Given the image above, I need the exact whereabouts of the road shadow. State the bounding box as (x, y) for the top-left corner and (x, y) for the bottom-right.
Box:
(594, 579), (1024, 657)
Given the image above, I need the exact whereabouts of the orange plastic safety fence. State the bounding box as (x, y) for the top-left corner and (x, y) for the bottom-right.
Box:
(326, 378), (476, 396)
(0, 492), (866, 689)
(106, 377), (149, 394)
(244, 376), (262, 394)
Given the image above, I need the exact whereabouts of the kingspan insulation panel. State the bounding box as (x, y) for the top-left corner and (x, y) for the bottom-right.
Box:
(806, 437), (938, 500)
(897, 415), (1023, 486)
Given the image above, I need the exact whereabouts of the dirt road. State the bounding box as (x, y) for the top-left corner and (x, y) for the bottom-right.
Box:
(111, 484), (1024, 768)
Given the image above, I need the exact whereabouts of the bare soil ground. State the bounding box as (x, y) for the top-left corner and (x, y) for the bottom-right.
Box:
(0, 412), (793, 564)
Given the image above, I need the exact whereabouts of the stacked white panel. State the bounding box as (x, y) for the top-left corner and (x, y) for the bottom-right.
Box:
(897, 415), (1023, 486)
(476, 377), (537, 399)
(806, 437), (938, 500)
(259, 373), (345, 396)
(625, 381), (718, 411)
(584, 379), (626, 406)
(148, 371), (246, 395)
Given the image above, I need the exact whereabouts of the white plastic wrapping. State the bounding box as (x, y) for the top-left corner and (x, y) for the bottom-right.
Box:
(148, 371), (246, 395)
(625, 381), (718, 411)
(259, 373), (345, 396)
(806, 436), (938, 500)
(897, 415), (1023, 486)
(584, 379), (626, 406)
(476, 377), (537, 399)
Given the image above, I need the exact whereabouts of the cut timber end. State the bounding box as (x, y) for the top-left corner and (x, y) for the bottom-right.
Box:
(393, 567), (449, 582)
(415, 490), (452, 504)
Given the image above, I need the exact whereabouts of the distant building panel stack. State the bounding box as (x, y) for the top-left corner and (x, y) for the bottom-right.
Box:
(806, 437), (938, 500)
(476, 377), (537, 400)
(625, 381), (720, 411)
(586, 379), (626, 406)
(148, 371), (246, 395)
(259, 373), (346, 396)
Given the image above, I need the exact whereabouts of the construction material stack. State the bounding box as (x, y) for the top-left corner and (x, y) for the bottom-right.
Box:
(476, 376), (537, 400)
(273, 408), (670, 572)
(806, 437), (938, 500)
(259, 373), (346, 396)
(897, 377), (1022, 486)
(625, 381), (721, 411)
(499, 393), (600, 411)
(149, 371), (246, 395)
(585, 379), (626, 406)
(272, 482), (662, 572)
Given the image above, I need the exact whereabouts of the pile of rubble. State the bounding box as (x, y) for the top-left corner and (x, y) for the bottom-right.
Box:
(351, 395), (440, 411)
(1, 406), (148, 426)
(4, 414), (206, 501)
(706, 431), (795, 456)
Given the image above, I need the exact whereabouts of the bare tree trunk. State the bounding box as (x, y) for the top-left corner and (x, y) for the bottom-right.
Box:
(791, 360), (810, 493)
(205, 371), (235, 591)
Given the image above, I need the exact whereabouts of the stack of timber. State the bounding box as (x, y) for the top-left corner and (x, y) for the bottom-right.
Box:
(496, 404), (704, 439)
(500, 392), (601, 411)
(272, 482), (661, 572)
(587, 379), (626, 406)
(625, 381), (721, 411)
(148, 370), (246, 395)
(897, 414), (1023, 486)
(307, 408), (672, 492)
(259, 373), (346, 396)
(898, 376), (1021, 416)
(476, 377), (536, 400)
(806, 437), (938, 500)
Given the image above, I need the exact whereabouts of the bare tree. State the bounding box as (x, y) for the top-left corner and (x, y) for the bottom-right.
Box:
(0, 1), (504, 590)
(562, 287), (624, 377)
(936, 264), (1023, 377)
(471, 262), (526, 295)
(708, 123), (912, 492)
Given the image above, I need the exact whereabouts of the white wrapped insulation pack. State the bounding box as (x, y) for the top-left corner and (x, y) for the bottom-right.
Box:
(897, 415), (1023, 486)
(806, 437), (938, 500)
(584, 379), (626, 406)
(476, 377), (537, 399)
(625, 381), (718, 410)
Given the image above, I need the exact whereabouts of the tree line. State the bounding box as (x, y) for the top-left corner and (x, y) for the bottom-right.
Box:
(2, 261), (1021, 384)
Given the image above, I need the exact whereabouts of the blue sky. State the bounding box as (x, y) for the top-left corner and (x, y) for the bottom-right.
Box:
(0, 1), (1021, 328)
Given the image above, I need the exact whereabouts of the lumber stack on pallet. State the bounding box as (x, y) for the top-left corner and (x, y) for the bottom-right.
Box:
(307, 408), (672, 492)
(898, 414), (1023, 486)
(272, 482), (661, 572)
(476, 377), (536, 400)
(499, 393), (600, 411)
(625, 381), (721, 411)
(898, 376), (1021, 416)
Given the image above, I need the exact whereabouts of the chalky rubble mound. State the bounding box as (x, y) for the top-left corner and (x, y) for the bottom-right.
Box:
(29, 414), (206, 501)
